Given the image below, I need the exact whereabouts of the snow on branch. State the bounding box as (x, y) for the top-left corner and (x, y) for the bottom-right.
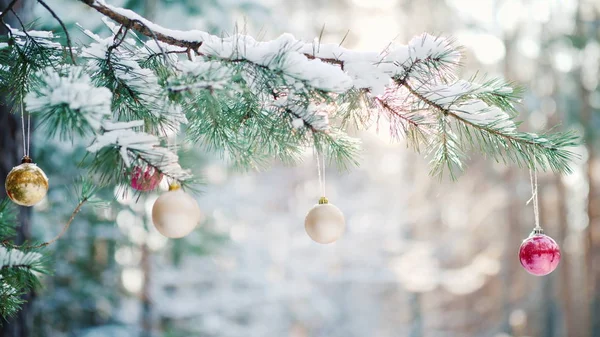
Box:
(0, 0), (562, 176)
(399, 78), (578, 173)
(79, 19), (187, 132)
(0, 247), (43, 272)
(87, 121), (193, 182)
(0, 245), (45, 319)
(82, 0), (459, 95)
(169, 60), (234, 92)
(25, 66), (112, 138)
(10, 26), (62, 49)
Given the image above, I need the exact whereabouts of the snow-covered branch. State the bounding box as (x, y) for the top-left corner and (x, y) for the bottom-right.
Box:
(87, 121), (193, 183)
(0, 0), (577, 182)
(0, 247), (43, 272)
(81, 0), (460, 95)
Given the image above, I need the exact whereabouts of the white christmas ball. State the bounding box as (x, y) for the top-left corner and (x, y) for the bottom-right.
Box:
(304, 201), (345, 244)
(151, 186), (201, 238)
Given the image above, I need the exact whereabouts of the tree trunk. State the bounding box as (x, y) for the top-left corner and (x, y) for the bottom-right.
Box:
(0, 1), (35, 336)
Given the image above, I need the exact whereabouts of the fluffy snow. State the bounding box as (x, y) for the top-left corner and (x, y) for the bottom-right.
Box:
(272, 92), (329, 131)
(291, 118), (304, 129)
(102, 120), (144, 131)
(87, 121), (193, 181)
(173, 60), (234, 91)
(405, 79), (516, 130)
(8, 25), (62, 49)
(0, 246), (43, 268)
(92, 1), (460, 95)
(25, 67), (112, 132)
(421, 80), (477, 108)
(80, 19), (187, 127)
(452, 99), (516, 131)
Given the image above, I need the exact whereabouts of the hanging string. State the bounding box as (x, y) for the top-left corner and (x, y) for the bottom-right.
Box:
(315, 149), (326, 197)
(164, 126), (176, 187)
(321, 151), (326, 198)
(27, 113), (31, 157)
(1, 197), (89, 249)
(315, 149), (322, 196)
(527, 163), (541, 230)
(20, 100), (27, 157)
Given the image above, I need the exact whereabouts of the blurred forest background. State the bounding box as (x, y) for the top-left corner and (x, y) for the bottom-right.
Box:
(0, 0), (599, 336)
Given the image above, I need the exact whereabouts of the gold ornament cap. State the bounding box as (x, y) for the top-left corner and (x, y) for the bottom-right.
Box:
(5, 157), (49, 207)
(318, 196), (329, 204)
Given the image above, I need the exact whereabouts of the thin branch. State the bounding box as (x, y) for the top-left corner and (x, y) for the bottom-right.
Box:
(146, 49), (188, 61)
(8, 8), (24, 31)
(269, 90), (322, 133)
(37, 0), (77, 64)
(81, 0), (203, 51)
(135, 153), (181, 183)
(80, 0), (348, 68)
(106, 23), (129, 64)
(0, 0), (19, 23)
(374, 96), (422, 128)
(0, 264), (33, 271)
(130, 18), (167, 62)
(304, 54), (344, 69)
(399, 79), (556, 152)
(1, 197), (89, 249)
(168, 82), (216, 93)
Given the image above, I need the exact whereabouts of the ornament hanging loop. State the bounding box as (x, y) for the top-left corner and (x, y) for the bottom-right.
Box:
(20, 100), (31, 159)
(527, 161), (541, 232)
(315, 148), (326, 198)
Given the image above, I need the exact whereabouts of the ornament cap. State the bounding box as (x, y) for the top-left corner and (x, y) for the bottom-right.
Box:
(168, 182), (181, 191)
(532, 227), (544, 235)
(318, 196), (328, 204)
(21, 156), (32, 164)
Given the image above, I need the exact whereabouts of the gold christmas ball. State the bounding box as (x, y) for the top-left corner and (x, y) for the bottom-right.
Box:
(5, 158), (49, 207)
(304, 197), (345, 244)
(151, 183), (201, 238)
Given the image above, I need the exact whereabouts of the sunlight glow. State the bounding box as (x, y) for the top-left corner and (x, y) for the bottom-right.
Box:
(350, 0), (396, 9)
(121, 268), (143, 294)
(457, 31), (505, 65)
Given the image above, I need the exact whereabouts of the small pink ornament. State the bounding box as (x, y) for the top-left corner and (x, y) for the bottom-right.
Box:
(130, 165), (163, 191)
(519, 231), (561, 276)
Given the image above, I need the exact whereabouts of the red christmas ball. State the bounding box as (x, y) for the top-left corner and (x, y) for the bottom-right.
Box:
(519, 233), (560, 276)
(130, 165), (163, 192)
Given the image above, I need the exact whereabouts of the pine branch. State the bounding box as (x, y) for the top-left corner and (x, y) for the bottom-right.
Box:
(0, 200), (16, 242)
(36, 0), (76, 64)
(86, 121), (193, 185)
(81, 0), (203, 51)
(26, 66), (112, 139)
(399, 79), (578, 173)
(0, 0), (574, 180)
(0, 245), (47, 321)
(80, 0), (345, 67)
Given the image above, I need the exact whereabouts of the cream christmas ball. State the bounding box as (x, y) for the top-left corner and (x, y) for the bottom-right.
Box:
(304, 197), (345, 244)
(151, 184), (201, 238)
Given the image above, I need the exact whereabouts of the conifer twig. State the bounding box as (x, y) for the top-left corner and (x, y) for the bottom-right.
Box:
(1, 197), (88, 249)
(37, 0), (77, 64)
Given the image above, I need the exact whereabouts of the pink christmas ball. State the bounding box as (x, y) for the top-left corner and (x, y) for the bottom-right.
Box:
(130, 166), (163, 192)
(519, 233), (561, 276)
